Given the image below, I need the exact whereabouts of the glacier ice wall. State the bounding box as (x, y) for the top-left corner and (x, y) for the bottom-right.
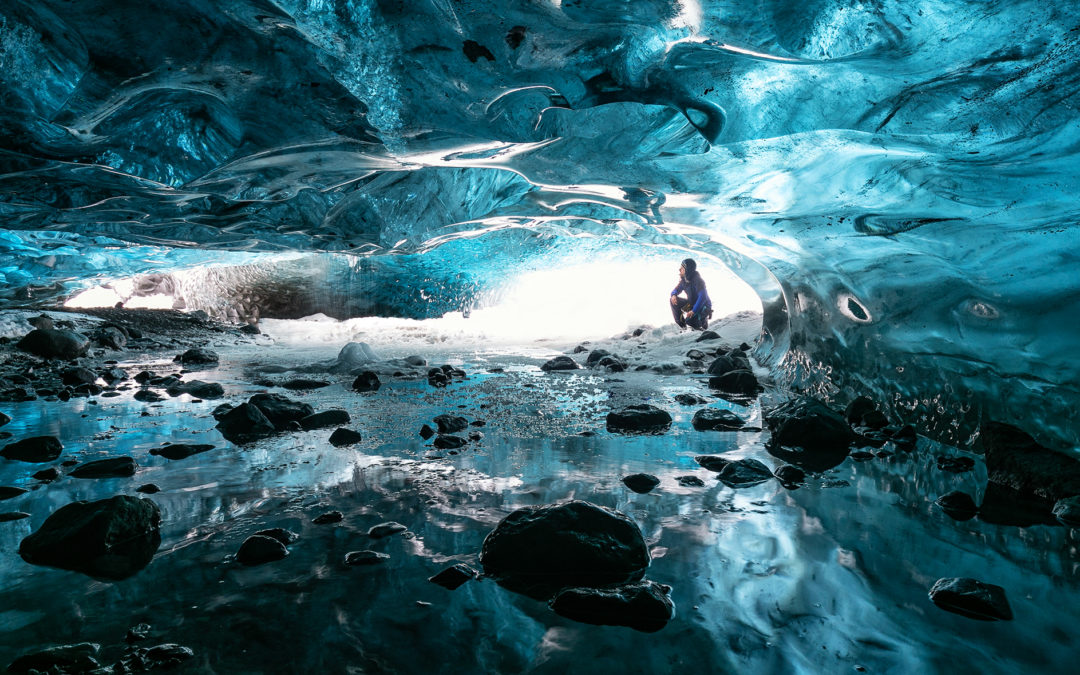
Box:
(1, 0), (1079, 451)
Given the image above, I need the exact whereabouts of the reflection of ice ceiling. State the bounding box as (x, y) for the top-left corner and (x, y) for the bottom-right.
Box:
(1, 0), (1078, 450)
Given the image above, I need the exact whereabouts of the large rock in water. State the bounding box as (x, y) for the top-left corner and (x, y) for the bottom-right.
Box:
(69, 456), (137, 478)
(19, 496), (161, 580)
(691, 408), (745, 431)
(928, 577), (1013, 621)
(248, 393), (314, 430)
(7, 642), (102, 674)
(480, 501), (650, 599)
(765, 397), (854, 472)
(215, 403), (276, 442)
(1, 436), (63, 463)
(16, 329), (90, 360)
(606, 405), (672, 434)
(981, 421), (1080, 504)
(550, 580), (675, 633)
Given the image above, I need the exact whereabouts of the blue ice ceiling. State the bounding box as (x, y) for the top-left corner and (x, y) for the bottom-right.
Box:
(1, 0), (1079, 451)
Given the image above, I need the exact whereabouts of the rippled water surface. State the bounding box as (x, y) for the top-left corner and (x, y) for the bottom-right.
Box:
(1, 333), (1077, 673)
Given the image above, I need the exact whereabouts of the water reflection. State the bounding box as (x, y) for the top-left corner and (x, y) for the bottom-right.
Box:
(0, 356), (1078, 672)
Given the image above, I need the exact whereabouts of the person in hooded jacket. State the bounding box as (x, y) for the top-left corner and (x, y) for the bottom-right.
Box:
(670, 258), (712, 330)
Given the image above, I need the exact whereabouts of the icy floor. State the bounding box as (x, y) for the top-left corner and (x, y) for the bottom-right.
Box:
(1, 313), (1078, 672)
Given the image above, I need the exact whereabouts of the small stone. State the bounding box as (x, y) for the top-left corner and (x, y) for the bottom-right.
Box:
(937, 455), (975, 473)
(177, 348), (218, 366)
(299, 409), (351, 431)
(691, 407), (745, 431)
(540, 355), (579, 371)
(622, 474), (660, 494)
(69, 456), (137, 478)
(368, 521), (407, 538)
(928, 577), (1012, 621)
(345, 550), (389, 566)
(419, 424), (436, 439)
(254, 528), (299, 546)
(236, 534), (288, 566)
(676, 475), (705, 487)
(936, 491), (978, 521)
(313, 510), (344, 525)
(150, 443), (215, 460)
(429, 563), (478, 590)
(606, 405), (672, 434)
(0, 486), (29, 500)
(0, 511), (30, 522)
(281, 378), (330, 390)
(136, 483), (161, 494)
(328, 427), (364, 447)
(774, 464), (806, 488)
(126, 622), (152, 643)
(353, 371), (381, 392)
(550, 580), (675, 633)
(717, 459), (774, 488)
(434, 414), (469, 434)
(694, 455), (731, 472)
(434, 434), (467, 449)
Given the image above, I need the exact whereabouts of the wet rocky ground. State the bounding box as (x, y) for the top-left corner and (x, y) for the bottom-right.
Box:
(0, 308), (1078, 673)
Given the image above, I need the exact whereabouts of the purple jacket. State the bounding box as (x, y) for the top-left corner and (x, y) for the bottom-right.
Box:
(671, 273), (711, 314)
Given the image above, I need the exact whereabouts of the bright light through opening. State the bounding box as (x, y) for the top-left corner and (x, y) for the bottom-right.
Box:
(460, 258), (761, 343)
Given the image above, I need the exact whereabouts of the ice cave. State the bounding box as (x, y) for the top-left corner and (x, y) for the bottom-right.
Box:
(1, 0), (1078, 672)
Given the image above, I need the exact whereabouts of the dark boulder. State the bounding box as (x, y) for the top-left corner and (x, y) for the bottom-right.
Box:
(345, 550), (389, 565)
(708, 370), (759, 397)
(691, 408), (745, 431)
(434, 434), (467, 449)
(717, 459), (774, 488)
(597, 356), (626, 372)
(240, 323), (261, 335)
(215, 403), (276, 442)
(434, 414), (469, 434)
(622, 473), (660, 494)
(100, 367), (128, 383)
(674, 393), (709, 406)
(480, 500), (650, 599)
(313, 510), (343, 525)
(541, 355), (579, 371)
(2, 436), (63, 462)
(300, 409), (351, 430)
(7, 642), (101, 674)
(176, 348), (218, 367)
(676, 475), (706, 487)
(166, 380), (224, 399)
(928, 577), (1012, 621)
(134, 389), (165, 403)
(150, 443), (215, 460)
(936, 491), (978, 521)
(405, 355), (427, 366)
(94, 326), (128, 350)
(695, 330), (721, 342)
(429, 563), (478, 590)
(353, 371), (381, 392)
(419, 424), (436, 439)
(694, 455), (732, 472)
(69, 456), (137, 478)
(0, 511), (30, 522)
(765, 397), (854, 472)
(937, 455), (975, 473)
(585, 349), (612, 366)
(16, 329), (91, 360)
(981, 421), (1080, 504)
(19, 495), (161, 580)
(329, 428), (364, 447)
(368, 521), (407, 538)
(116, 644), (194, 671)
(774, 464), (806, 488)
(254, 528), (299, 546)
(706, 354), (740, 377)
(237, 534), (288, 566)
(0, 411), (9, 426)
(249, 393), (314, 430)
(61, 367), (98, 386)
(606, 405), (672, 434)
(33, 467), (61, 482)
(136, 484), (161, 494)
(550, 580), (675, 633)
(427, 369), (450, 387)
